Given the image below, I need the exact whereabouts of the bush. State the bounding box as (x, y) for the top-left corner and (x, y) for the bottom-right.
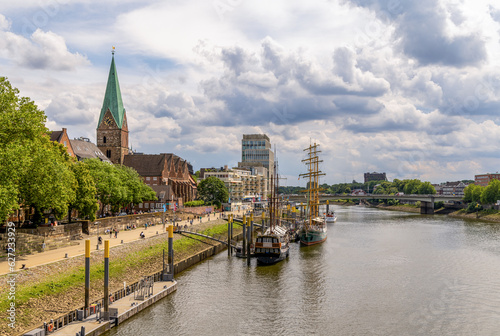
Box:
(184, 200), (204, 207)
(434, 201), (444, 209)
(466, 202), (482, 213)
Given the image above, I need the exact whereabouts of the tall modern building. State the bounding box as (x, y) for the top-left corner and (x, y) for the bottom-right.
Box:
(238, 134), (274, 191)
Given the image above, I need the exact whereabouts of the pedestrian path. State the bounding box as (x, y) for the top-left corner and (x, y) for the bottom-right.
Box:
(0, 212), (238, 275)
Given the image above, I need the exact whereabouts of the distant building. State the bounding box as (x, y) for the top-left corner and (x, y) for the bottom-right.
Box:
(200, 166), (268, 202)
(50, 128), (74, 157)
(364, 172), (387, 183)
(475, 173), (500, 187)
(238, 134), (274, 190)
(70, 137), (111, 163)
(434, 181), (469, 196)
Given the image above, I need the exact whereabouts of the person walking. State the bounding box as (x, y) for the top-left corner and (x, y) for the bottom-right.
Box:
(114, 229), (118, 238)
(110, 229), (113, 239)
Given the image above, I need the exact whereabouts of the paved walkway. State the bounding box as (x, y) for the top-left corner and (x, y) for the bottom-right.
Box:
(1, 211), (242, 275)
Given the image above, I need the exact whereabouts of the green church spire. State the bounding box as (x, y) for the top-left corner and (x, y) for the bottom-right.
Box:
(98, 48), (125, 129)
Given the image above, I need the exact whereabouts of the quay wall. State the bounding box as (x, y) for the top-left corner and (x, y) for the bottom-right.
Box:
(21, 228), (243, 336)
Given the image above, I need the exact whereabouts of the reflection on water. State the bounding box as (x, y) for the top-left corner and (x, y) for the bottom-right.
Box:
(107, 206), (500, 336)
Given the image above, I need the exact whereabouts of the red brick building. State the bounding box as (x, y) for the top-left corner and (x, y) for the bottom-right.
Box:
(50, 128), (75, 157)
(474, 173), (500, 186)
(123, 153), (197, 210)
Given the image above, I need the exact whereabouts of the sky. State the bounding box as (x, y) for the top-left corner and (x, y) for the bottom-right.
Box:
(2, 0), (500, 186)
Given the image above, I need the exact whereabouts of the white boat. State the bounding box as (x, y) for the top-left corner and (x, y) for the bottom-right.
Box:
(325, 211), (337, 223)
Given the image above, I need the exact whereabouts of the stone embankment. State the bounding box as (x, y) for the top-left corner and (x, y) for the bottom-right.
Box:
(0, 219), (238, 336)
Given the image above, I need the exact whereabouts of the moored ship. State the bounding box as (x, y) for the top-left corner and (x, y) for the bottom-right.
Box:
(255, 159), (290, 264)
(254, 226), (290, 264)
(299, 142), (328, 246)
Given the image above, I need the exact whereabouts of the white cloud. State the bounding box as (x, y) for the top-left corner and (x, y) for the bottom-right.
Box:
(0, 26), (89, 70)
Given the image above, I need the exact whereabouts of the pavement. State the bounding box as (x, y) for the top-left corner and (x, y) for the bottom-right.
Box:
(1, 211), (243, 275)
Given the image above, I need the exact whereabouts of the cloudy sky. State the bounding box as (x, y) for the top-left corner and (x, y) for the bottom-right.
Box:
(2, 0), (500, 185)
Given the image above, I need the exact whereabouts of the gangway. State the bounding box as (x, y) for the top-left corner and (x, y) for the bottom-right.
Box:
(174, 227), (238, 249)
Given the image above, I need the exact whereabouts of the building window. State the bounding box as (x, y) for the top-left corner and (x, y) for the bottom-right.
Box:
(146, 177), (151, 181)
(153, 177), (157, 181)
(106, 149), (111, 158)
(103, 136), (107, 144)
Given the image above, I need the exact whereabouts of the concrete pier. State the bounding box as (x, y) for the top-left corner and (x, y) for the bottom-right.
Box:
(49, 280), (177, 336)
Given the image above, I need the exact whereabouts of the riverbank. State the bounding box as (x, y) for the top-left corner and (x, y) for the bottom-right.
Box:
(375, 204), (421, 213)
(448, 210), (500, 223)
(1, 219), (239, 336)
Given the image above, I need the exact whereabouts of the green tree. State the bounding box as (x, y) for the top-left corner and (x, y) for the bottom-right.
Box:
(69, 161), (99, 222)
(197, 176), (228, 207)
(403, 179), (421, 194)
(463, 184), (483, 203)
(0, 77), (49, 222)
(480, 179), (500, 204)
(19, 140), (77, 222)
(85, 159), (121, 215)
(417, 181), (436, 194)
(116, 165), (156, 208)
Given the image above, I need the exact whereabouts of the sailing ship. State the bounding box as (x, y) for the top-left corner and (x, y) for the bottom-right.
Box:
(299, 143), (327, 246)
(254, 161), (290, 265)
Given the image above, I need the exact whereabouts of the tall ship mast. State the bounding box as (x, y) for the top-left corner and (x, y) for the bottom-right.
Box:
(254, 161), (290, 264)
(298, 142), (327, 246)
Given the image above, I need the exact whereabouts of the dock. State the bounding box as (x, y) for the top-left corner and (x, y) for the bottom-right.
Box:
(48, 280), (177, 336)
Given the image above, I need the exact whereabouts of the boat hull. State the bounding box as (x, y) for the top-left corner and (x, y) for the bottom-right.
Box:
(325, 216), (337, 223)
(256, 248), (289, 265)
(299, 229), (327, 246)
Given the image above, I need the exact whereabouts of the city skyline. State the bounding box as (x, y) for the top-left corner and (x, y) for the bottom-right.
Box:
(2, 1), (500, 185)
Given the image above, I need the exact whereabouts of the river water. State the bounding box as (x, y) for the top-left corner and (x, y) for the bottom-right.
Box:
(106, 206), (500, 336)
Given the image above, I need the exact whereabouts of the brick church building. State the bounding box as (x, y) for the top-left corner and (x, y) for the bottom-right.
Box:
(96, 50), (196, 209)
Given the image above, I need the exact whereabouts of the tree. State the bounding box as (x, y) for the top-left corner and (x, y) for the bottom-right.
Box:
(19, 140), (77, 222)
(85, 159), (156, 215)
(0, 77), (49, 222)
(463, 184), (483, 203)
(480, 179), (500, 205)
(116, 165), (156, 208)
(69, 161), (99, 222)
(417, 181), (436, 194)
(403, 179), (421, 194)
(0, 78), (81, 223)
(197, 176), (229, 207)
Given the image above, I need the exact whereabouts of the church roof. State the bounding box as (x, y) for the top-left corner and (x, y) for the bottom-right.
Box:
(97, 54), (125, 129)
(123, 153), (191, 179)
(70, 138), (112, 163)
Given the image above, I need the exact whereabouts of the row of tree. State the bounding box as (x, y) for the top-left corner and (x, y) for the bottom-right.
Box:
(0, 78), (156, 224)
(279, 179), (436, 195)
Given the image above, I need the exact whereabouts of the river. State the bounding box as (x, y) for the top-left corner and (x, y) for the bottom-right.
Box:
(106, 205), (500, 336)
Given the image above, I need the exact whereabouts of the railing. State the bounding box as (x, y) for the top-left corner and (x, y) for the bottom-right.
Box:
(30, 269), (167, 335)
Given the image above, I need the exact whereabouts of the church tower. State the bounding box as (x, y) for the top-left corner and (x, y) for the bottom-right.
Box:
(96, 48), (129, 164)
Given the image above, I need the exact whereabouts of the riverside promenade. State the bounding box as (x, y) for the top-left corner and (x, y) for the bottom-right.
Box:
(1, 211), (241, 275)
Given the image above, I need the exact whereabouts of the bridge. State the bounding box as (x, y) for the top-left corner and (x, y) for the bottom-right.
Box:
(287, 194), (464, 214)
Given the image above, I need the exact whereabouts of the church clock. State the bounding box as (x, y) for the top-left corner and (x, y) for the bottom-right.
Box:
(104, 116), (113, 126)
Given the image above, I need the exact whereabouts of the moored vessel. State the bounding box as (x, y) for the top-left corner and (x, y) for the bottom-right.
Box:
(299, 142), (328, 246)
(325, 211), (337, 223)
(255, 159), (290, 264)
